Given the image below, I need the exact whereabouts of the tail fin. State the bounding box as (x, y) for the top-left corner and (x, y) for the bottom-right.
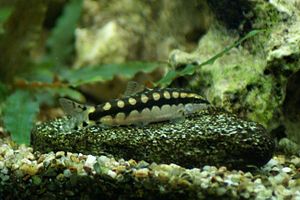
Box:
(59, 98), (87, 116)
(59, 98), (95, 128)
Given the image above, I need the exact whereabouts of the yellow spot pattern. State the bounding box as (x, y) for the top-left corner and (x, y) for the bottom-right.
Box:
(117, 100), (125, 108)
(187, 93), (196, 98)
(163, 91), (171, 99)
(152, 92), (160, 101)
(141, 94), (148, 103)
(172, 91), (179, 98)
(180, 93), (188, 98)
(128, 98), (137, 105)
(103, 102), (111, 111)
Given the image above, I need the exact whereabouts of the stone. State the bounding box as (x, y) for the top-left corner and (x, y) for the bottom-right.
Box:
(31, 108), (274, 169)
(168, 0), (300, 147)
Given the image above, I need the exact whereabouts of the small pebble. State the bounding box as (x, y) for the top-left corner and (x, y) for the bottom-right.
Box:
(85, 155), (97, 168)
(19, 163), (38, 176)
(290, 157), (300, 167)
(281, 167), (292, 173)
(134, 168), (149, 178)
(55, 151), (65, 158)
(107, 170), (117, 178)
(63, 169), (72, 177)
(1, 137), (300, 199)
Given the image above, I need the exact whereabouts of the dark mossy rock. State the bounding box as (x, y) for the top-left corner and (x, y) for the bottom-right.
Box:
(31, 108), (275, 169)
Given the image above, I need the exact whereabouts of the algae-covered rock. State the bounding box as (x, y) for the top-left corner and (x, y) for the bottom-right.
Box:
(31, 108), (274, 169)
(168, 0), (300, 147)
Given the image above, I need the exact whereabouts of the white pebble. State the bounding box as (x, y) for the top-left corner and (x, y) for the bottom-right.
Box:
(272, 174), (286, 184)
(21, 158), (32, 165)
(216, 187), (227, 195)
(254, 178), (262, 184)
(281, 167), (292, 173)
(98, 155), (110, 164)
(27, 152), (35, 160)
(85, 155), (97, 168)
(0, 162), (4, 169)
(1, 174), (9, 182)
(107, 170), (117, 178)
(1, 168), (8, 174)
(265, 158), (278, 167)
(63, 169), (72, 177)
(4, 149), (14, 158)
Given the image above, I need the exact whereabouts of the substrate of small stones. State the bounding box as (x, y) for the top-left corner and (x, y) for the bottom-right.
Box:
(0, 137), (299, 199)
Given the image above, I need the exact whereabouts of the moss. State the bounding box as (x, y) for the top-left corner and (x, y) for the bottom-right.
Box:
(31, 108), (274, 169)
(169, 0), (300, 146)
(188, 24), (278, 128)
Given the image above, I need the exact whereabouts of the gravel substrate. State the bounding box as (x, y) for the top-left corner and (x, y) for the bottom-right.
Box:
(0, 137), (300, 199)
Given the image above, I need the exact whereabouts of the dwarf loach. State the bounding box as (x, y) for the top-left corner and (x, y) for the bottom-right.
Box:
(59, 82), (211, 128)
(32, 82), (275, 169)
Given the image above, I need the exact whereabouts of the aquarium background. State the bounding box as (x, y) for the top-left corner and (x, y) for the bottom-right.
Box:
(0, 0), (300, 199)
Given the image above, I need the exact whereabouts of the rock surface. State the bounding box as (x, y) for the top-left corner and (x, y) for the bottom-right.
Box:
(31, 108), (274, 169)
(166, 0), (300, 151)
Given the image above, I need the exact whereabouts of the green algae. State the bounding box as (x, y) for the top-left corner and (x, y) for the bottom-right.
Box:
(185, 24), (277, 128)
(169, 0), (300, 147)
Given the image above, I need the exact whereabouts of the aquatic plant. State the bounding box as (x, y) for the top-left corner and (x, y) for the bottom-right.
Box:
(156, 30), (262, 87)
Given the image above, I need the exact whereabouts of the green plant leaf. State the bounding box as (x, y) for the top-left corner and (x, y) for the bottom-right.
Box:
(3, 90), (39, 145)
(155, 70), (177, 86)
(0, 6), (13, 34)
(156, 30), (263, 86)
(34, 87), (85, 105)
(0, 6), (13, 22)
(47, 0), (83, 67)
(61, 61), (162, 87)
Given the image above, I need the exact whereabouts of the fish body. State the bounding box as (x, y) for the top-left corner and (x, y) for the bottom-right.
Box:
(60, 86), (210, 128)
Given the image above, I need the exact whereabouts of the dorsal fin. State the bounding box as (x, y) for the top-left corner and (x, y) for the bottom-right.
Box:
(123, 81), (145, 97)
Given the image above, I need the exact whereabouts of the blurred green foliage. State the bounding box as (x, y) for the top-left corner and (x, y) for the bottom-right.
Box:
(0, 0), (162, 145)
(0, 6), (13, 34)
(47, 0), (83, 67)
(3, 90), (39, 145)
(62, 62), (162, 87)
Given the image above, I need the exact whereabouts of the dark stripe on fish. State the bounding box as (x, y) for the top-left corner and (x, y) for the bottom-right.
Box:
(88, 88), (209, 121)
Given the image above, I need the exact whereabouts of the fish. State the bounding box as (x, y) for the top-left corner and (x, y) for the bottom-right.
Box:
(59, 82), (211, 128)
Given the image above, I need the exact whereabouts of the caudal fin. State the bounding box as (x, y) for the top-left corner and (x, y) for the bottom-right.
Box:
(59, 97), (96, 128)
(59, 97), (87, 116)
